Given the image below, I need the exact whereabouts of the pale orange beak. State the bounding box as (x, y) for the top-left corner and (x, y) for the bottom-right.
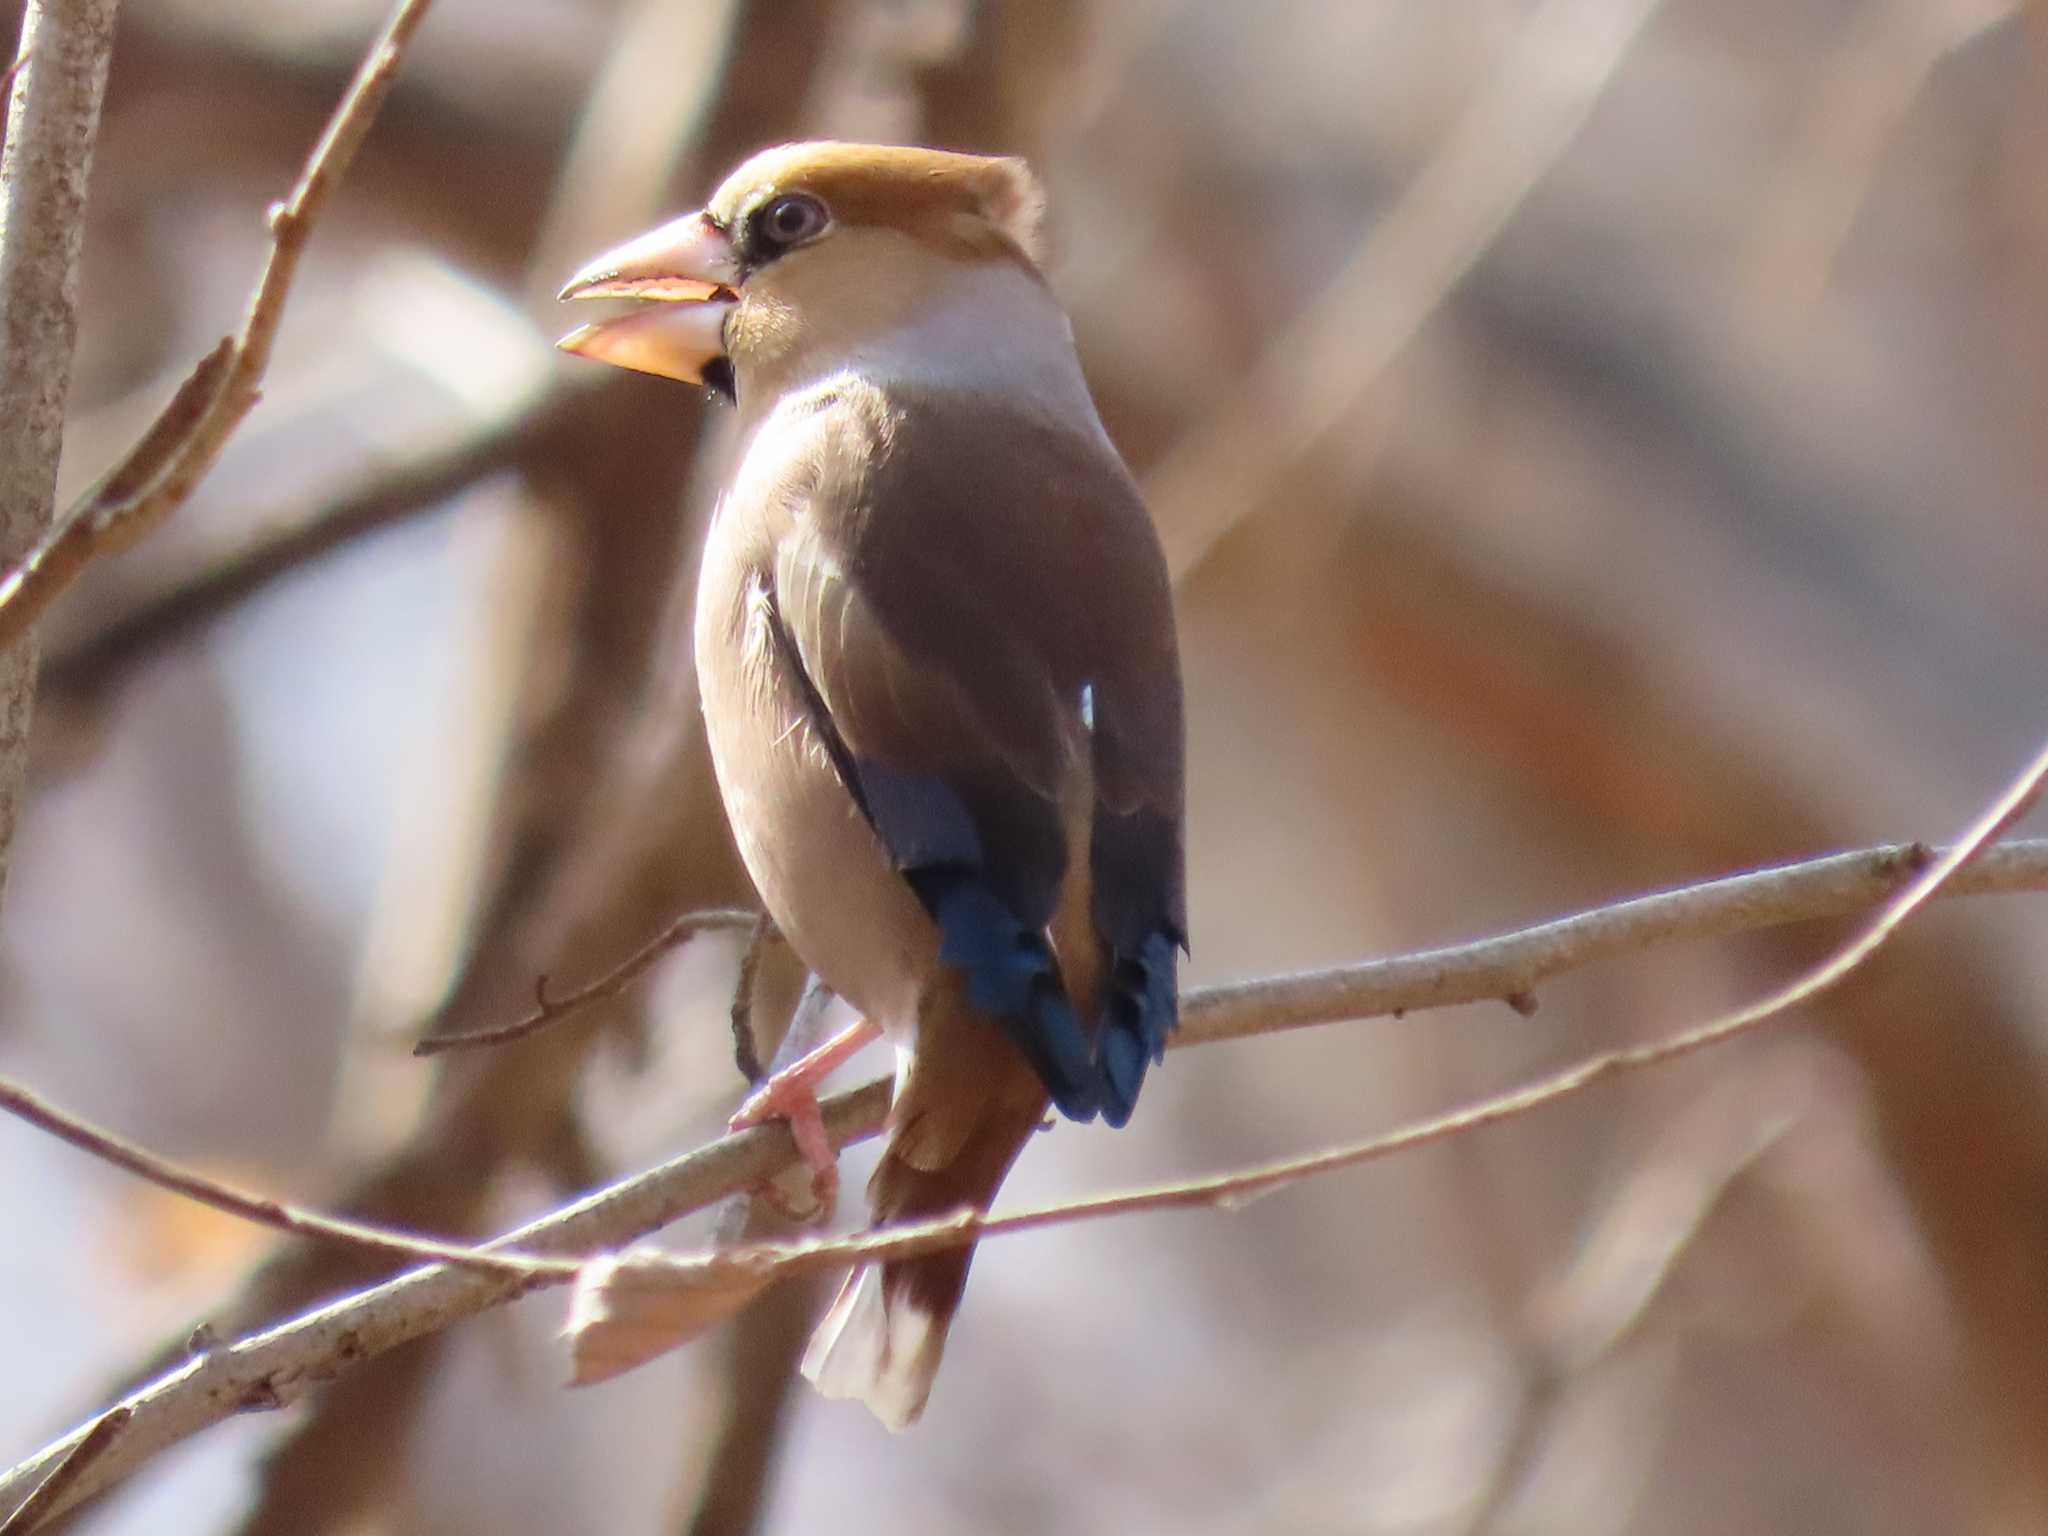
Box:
(556, 213), (740, 385)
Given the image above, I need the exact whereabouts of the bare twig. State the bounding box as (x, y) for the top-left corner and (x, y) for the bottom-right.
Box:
(0, 340), (233, 623)
(0, 0), (437, 653)
(727, 913), (782, 1083)
(0, 1407), (127, 1536)
(0, 1074), (538, 1277)
(6, 749), (2045, 1526)
(1177, 836), (2048, 1045)
(412, 907), (763, 1056)
(0, 0), (120, 898)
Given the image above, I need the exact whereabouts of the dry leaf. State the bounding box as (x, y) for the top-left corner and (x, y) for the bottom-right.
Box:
(563, 1248), (772, 1386)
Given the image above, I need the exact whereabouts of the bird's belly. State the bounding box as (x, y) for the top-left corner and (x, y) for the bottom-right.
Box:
(696, 580), (935, 1037)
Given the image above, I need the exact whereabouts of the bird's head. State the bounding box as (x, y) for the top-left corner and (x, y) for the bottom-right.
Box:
(557, 142), (1048, 403)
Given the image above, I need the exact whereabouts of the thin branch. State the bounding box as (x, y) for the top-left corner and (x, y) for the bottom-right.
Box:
(6, 745), (2046, 1525)
(1177, 836), (2047, 1045)
(0, 0), (437, 653)
(412, 907), (763, 1056)
(0, 1074), (539, 1277)
(0, 1407), (127, 1536)
(0, 340), (233, 628)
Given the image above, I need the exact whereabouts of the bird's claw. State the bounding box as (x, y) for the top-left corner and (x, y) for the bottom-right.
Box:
(732, 1074), (839, 1221)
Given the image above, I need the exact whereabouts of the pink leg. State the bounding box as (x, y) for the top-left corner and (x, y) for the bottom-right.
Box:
(730, 1017), (882, 1206)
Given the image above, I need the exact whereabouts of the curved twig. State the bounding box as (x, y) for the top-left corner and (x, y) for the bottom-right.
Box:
(412, 907), (763, 1056)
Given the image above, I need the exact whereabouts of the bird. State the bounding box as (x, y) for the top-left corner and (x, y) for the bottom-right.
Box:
(557, 142), (1185, 1430)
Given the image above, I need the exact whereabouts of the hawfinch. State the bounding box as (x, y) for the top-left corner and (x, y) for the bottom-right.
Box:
(559, 143), (1186, 1429)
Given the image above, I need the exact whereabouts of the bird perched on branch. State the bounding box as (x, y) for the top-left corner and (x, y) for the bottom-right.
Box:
(558, 142), (1185, 1429)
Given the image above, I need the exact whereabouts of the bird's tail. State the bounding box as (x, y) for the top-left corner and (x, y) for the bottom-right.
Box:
(801, 1061), (1045, 1431)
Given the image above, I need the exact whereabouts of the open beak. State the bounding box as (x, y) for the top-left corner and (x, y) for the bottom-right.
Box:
(556, 212), (740, 385)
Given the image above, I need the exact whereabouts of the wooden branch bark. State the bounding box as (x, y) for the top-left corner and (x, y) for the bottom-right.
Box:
(0, 0), (119, 900)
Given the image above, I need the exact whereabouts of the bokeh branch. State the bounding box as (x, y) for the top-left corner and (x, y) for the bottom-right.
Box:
(39, 373), (631, 710)
(1144, 0), (1670, 577)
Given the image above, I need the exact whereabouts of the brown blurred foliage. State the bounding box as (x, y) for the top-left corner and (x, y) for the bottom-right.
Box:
(3, 1), (2047, 1533)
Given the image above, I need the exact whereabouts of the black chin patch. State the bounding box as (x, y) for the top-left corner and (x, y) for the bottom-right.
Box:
(702, 356), (737, 405)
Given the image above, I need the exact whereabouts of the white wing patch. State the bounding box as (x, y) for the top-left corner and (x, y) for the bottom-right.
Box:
(742, 571), (779, 709)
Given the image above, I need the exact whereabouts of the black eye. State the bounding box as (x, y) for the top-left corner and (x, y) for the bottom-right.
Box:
(752, 193), (828, 253)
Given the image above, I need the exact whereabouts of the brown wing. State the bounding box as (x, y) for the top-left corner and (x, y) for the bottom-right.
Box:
(771, 383), (1186, 1122)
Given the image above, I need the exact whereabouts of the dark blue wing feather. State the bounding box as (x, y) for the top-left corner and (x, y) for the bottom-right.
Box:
(1096, 930), (1178, 1127)
(906, 864), (1101, 1122)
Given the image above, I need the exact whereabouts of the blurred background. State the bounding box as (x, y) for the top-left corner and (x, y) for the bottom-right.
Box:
(3, 0), (2046, 1531)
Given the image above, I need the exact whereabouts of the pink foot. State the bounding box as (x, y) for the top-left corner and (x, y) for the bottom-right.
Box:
(730, 1017), (881, 1213)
